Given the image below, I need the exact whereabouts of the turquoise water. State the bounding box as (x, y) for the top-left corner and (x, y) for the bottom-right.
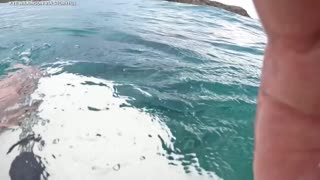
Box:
(0, 0), (266, 179)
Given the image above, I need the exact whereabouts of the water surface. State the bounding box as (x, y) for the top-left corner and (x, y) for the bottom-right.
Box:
(0, 0), (266, 179)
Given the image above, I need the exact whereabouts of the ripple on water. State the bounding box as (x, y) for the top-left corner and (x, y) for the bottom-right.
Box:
(0, 0), (264, 179)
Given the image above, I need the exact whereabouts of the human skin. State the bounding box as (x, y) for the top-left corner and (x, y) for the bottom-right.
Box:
(0, 65), (41, 129)
(254, 0), (320, 179)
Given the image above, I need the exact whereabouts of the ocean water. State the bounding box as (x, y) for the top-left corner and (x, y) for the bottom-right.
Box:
(0, 0), (266, 180)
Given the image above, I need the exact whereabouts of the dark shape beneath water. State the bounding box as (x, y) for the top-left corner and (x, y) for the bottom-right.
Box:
(8, 134), (49, 180)
(9, 152), (49, 180)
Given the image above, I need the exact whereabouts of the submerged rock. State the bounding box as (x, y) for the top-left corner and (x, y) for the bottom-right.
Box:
(0, 65), (42, 129)
(166, 0), (250, 18)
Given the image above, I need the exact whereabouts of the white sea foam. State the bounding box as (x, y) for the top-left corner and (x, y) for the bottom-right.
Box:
(0, 72), (220, 180)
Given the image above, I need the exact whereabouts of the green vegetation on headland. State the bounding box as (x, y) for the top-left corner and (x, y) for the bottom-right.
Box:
(166, 0), (250, 18)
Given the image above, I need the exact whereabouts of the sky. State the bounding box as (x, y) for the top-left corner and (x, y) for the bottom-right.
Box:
(214, 0), (258, 18)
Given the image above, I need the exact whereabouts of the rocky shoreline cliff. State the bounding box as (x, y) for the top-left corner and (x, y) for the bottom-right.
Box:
(166, 0), (250, 18)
